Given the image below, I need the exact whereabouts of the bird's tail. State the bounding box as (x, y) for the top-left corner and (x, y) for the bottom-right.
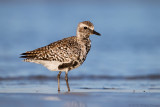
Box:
(20, 52), (37, 60)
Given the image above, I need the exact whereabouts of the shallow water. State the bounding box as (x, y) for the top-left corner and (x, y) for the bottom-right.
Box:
(0, 78), (160, 94)
(0, 1), (160, 90)
(1, 92), (160, 107)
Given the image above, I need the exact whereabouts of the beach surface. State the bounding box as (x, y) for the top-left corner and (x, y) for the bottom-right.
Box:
(0, 79), (160, 107)
(1, 91), (160, 107)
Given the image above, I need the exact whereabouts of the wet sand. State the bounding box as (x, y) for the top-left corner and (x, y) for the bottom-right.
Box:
(0, 91), (160, 107)
(0, 79), (160, 107)
(0, 84), (160, 107)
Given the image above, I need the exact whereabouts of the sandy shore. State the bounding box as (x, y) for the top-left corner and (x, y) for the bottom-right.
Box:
(0, 91), (160, 107)
(0, 79), (160, 107)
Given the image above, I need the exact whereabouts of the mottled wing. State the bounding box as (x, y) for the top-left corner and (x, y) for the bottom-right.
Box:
(20, 36), (80, 62)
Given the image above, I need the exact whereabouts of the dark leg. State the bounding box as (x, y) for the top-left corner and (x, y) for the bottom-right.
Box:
(57, 71), (62, 91)
(65, 72), (70, 92)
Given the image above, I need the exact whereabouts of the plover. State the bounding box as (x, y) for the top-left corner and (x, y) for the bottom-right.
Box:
(20, 21), (101, 92)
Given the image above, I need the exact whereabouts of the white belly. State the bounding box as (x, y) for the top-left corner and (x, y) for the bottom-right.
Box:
(24, 59), (67, 71)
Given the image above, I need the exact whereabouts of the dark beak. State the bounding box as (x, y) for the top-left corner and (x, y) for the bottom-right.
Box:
(93, 30), (101, 36)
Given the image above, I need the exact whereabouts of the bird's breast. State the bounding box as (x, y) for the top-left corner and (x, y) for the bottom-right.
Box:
(78, 38), (91, 64)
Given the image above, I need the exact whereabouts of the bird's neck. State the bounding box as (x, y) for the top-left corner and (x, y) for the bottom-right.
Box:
(76, 32), (90, 41)
(77, 34), (91, 48)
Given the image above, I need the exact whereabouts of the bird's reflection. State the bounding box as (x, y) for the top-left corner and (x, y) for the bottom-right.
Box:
(64, 101), (87, 107)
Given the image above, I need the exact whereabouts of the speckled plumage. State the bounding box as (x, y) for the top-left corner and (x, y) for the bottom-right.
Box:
(20, 21), (101, 91)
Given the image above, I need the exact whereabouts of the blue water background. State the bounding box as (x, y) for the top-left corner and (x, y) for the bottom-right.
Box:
(0, 0), (160, 78)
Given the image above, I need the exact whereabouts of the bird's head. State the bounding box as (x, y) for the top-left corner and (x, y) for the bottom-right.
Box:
(76, 21), (101, 39)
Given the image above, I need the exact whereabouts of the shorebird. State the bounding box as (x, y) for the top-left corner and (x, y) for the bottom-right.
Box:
(20, 21), (101, 92)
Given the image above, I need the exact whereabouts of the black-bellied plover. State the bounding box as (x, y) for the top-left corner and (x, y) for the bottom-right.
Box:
(20, 21), (101, 92)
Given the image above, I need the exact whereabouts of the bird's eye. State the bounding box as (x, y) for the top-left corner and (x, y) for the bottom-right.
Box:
(84, 27), (87, 29)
